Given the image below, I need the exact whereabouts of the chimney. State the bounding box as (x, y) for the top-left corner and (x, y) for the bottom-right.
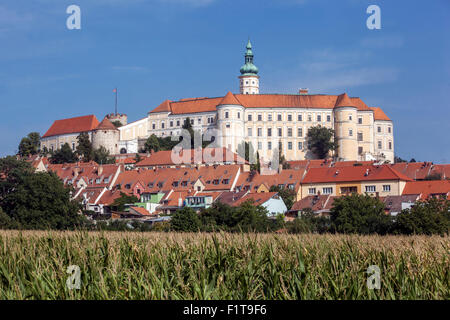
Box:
(299, 88), (309, 95)
(98, 165), (103, 176)
(178, 196), (183, 207)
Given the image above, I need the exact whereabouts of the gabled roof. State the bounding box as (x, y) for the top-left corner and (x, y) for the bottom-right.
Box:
(219, 91), (242, 105)
(151, 99), (172, 113)
(95, 117), (118, 131)
(370, 107), (391, 121)
(149, 93), (373, 114)
(335, 93), (355, 108)
(302, 165), (412, 184)
(233, 192), (278, 207)
(402, 180), (450, 199)
(42, 115), (100, 138)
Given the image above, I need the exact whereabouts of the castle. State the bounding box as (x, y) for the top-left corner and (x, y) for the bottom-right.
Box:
(41, 40), (394, 163)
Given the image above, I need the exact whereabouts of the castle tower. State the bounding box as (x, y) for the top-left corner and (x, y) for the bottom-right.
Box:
(92, 117), (120, 155)
(334, 93), (358, 161)
(239, 39), (259, 94)
(216, 92), (245, 152)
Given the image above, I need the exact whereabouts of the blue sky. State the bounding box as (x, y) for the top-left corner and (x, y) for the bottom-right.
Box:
(0, 0), (449, 162)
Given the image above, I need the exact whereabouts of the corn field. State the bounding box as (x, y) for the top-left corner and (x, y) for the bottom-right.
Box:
(0, 231), (448, 299)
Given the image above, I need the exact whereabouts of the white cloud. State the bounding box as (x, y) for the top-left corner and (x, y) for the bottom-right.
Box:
(266, 47), (399, 93)
(360, 35), (405, 49)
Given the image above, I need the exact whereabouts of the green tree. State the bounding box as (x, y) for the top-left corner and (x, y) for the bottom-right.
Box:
(50, 143), (78, 164)
(269, 185), (296, 210)
(231, 200), (274, 232)
(394, 156), (407, 163)
(330, 193), (392, 234)
(237, 141), (258, 169)
(93, 146), (115, 164)
(110, 192), (139, 212)
(306, 125), (337, 159)
(76, 132), (94, 162)
(0, 156), (86, 230)
(393, 197), (449, 235)
(111, 120), (123, 128)
(18, 132), (41, 157)
(144, 134), (160, 152)
(424, 172), (442, 180)
(170, 207), (201, 232)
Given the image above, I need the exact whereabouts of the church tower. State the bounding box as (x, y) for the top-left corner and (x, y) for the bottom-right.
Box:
(239, 39), (259, 94)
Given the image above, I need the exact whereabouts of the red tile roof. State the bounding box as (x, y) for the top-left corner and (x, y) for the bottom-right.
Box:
(149, 93), (373, 114)
(219, 91), (242, 105)
(42, 115), (100, 138)
(402, 180), (450, 199)
(129, 206), (152, 216)
(95, 117), (118, 131)
(335, 93), (355, 108)
(151, 99), (172, 113)
(302, 165), (412, 184)
(233, 192), (278, 207)
(369, 107), (391, 121)
(291, 195), (336, 212)
(135, 147), (247, 167)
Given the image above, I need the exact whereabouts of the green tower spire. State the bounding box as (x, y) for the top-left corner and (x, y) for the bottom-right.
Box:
(240, 39), (259, 75)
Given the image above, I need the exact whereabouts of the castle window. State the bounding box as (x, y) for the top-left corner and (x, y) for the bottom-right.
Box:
(252, 81), (255, 84)
(207, 118), (210, 124)
(298, 114), (303, 121)
(267, 128), (272, 137)
(388, 126), (391, 133)
(287, 128), (292, 137)
(277, 114), (282, 121)
(258, 114), (262, 121)
(152, 123), (155, 130)
(245, 81), (248, 84)
(288, 142), (292, 150)
(257, 128), (262, 136)
(317, 115), (321, 122)
(358, 147), (363, 154)
(248, 114), (252, 121)
(268, 114), (272, 121)
(268, 142), (272, 150)
(72, 143), (75, 150)
(161, 122), (165, 129)
(177, 120), (180, 126)
(190, 119), (194, 125)
(248, 128), (252, 137)
(389, 141), (392, 150)
(349, 129), (353, 136)
(327, 115), (331, 122)
(378, 126), (381, 133)
(298, 142), (303, 150)
(225, 112), (229, 119)
(237, 112), (240, 119)
(358, 117), (363, 124)
(378, 140), (382, 149)
(298, 127), (303, 137)
(357, 132), (363, 141)
(308, 114), (312, 122)
(287, 114), (292, 121)
(279, 141), (282, 150)
(258, 142), (262, 150)
(226, 123), (230, 128)
(198, 118), (201, 124)
(170, 121), (173, 127)
(349, 114), (352, 121)
(278, 128), (282, 137)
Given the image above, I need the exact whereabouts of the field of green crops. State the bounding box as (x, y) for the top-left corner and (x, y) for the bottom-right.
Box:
(0, 231), (448, 299)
